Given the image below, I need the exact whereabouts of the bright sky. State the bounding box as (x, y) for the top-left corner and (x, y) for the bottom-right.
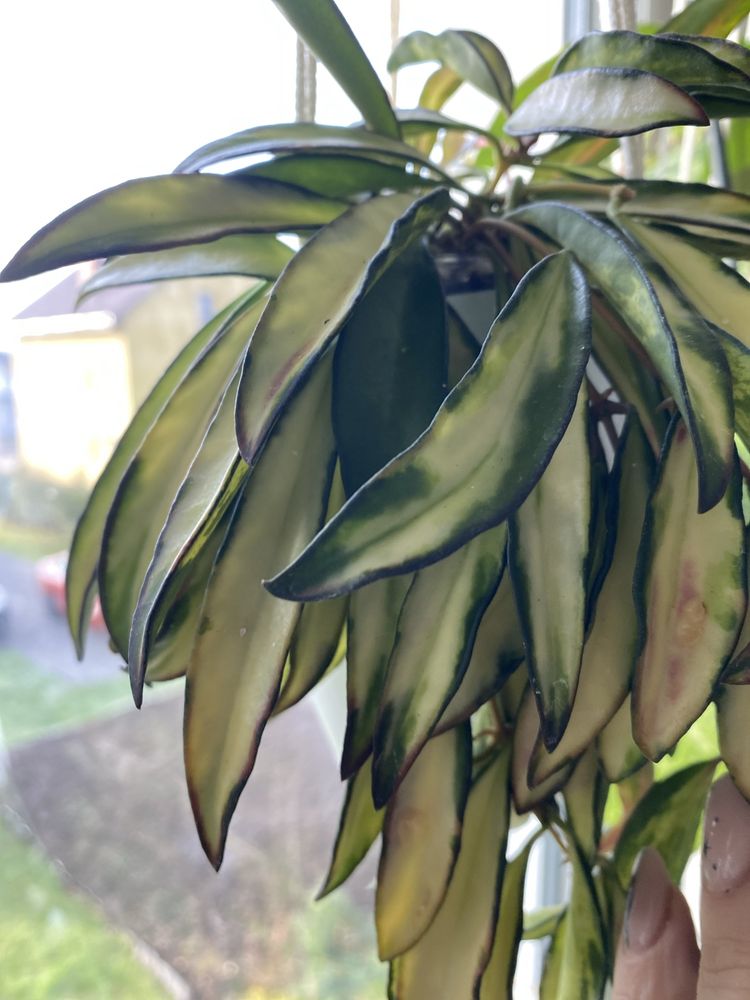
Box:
(0, 0), (563, 325)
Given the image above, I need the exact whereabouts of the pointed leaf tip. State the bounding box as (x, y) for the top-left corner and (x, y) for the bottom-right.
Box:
(1, 175), (343, 283)
(265, 251), (590, 602)
(235, 188), (451, 468)
(272, 0), (399, 139)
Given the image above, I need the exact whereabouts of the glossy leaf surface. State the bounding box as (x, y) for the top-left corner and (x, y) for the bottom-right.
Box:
(274, 471), (348, 713)
(389, 749), (510, 999)
(79, 236), (293, 299)
(145, 506), (234, 684)
(633, 422), (745, 760)
(275, 597), (346, 714)
(273, 0), (399, 137)
(1, 176), (343, 281)
(372, 526), (506, 805)
(267, 252), (591, 601)
(128, 369), (246, 701)
(617, 217), (750, 351)
(506, 68), (707, 138)
(333, 242), (447, 496)
(184, 359), (335, 867)
(319, 757), (384, 897)
(389, 29), (513, 110)
(658, 32), (750, 75)
(64, 290), (256, 657)
(376, 725), (471, 959)
(531, 418), (653, 782)
(236, 188), (450, 465)
(509, 385), (590, 751)
(99, 294), (266, 661)
(556, 30), (750, 95)
(176, 122), (447, 178)
(342, 576), (412, 779)
(433, 572), (524, 735)
(511, 202), (734, 511)
(240, 153), (436, 198)
(614, 760), (717, 886)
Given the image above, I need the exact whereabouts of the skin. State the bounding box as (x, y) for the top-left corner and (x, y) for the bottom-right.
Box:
(612, 775), (750, 1000)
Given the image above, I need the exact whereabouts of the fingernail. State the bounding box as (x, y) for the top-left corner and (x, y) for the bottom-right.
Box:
(702, 774), (750, 894)
(624, 847), (671, 952)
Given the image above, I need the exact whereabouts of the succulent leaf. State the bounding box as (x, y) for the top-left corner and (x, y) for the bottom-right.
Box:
(267, 251), (591, 601)
(376, 725), (472, 960)
(0, 176), (343, 282)
(633, 420), (745, 761)
(388, 748), (511, 999)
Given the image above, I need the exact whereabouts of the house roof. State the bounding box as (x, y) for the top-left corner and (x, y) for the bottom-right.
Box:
(15, 269), (151, 322)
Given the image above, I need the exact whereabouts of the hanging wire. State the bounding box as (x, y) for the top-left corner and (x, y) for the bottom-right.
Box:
(605, 0), (644, 176)
(608, 0), (636, 30)
(390, 0), (401, 104)
(295, 37), (317, 122)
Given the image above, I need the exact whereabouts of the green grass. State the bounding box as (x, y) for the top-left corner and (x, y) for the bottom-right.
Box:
(0, 818), (170, 1000)
(0, 651), (139, 746)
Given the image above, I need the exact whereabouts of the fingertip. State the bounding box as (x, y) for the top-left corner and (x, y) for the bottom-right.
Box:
(613, 852), (699, 1000)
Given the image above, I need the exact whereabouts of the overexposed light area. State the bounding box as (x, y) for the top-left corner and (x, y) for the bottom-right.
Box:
(0, 1), (565, 322)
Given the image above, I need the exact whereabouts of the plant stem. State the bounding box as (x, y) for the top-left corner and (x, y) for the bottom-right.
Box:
(478, 229), (524, 282)
(480, 217), (555, 257)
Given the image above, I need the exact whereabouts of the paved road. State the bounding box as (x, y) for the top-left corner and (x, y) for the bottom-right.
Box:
(0, 551), (122, 680)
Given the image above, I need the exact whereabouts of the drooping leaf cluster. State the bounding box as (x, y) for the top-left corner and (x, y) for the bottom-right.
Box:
(5, 0), (750, 994)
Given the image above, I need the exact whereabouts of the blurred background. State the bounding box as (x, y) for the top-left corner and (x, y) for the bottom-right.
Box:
(0, 1), (731, 997)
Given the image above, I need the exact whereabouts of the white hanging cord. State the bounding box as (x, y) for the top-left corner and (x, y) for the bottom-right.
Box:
(295, 37), (317, 122)
(605, 0), (643, 176)
(390, 0), (401, 104)
(609, 0), (636, 29)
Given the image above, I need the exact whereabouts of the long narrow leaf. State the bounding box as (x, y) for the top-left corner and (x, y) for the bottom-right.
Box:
(372, 526), (506, 805)
(78, 236), (293, 299)
(633, 420), (745, 760)
(319, 756), (384, 898)
(272, 0), (399, 139)
(64, 289), (259, 657)
(509, 385), (590, 751)
(266, 252), (591, 601)
(389, 29), (513, 111)
(376, 726), (472, 960)
(176, 123), (447, 179)
(100, 295), (266, 663)
(128, 370), (247, 702)
(662, 0), (750, 37)
(238, 153), (438, 198)
(389, 749), (511, 998)
(184, 357), (335, 868)
(510, 202), (734, 511)
(1, 176), (343, 282)
(236, 188), (450, 466)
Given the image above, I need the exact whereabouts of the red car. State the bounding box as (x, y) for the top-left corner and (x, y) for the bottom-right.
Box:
(36, 551), (105, 629)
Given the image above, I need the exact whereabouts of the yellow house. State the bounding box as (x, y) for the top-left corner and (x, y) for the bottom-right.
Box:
(9, 268), (251, 486)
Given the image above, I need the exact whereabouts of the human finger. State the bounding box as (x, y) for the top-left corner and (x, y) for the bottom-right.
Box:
(697, 774), (750, 1000)
(612, 846), (699, 1000)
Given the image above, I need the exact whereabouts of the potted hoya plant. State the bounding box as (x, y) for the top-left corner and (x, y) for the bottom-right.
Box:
(5, 0), (750, 994)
